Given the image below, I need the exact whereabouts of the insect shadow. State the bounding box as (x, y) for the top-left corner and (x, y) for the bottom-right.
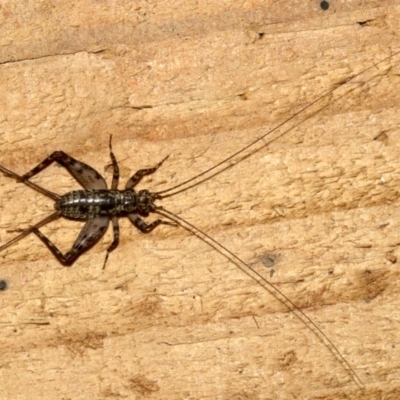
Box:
(1, 51), (397, 388)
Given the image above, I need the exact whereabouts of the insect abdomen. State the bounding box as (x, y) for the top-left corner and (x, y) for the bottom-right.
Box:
(56, 190), (138, 219)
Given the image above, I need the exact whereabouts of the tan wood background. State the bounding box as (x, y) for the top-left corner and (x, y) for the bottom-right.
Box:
(1, 1), (400, 399)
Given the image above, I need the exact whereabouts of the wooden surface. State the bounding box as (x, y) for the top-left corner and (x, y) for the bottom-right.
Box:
(1, 1), (400, 399)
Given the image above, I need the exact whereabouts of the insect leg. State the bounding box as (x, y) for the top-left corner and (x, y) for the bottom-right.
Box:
(0, 212), (60, 253)
(0, 164), (60, 200)
(128, 213), (176, 233)
(32, 216), (109, 265)
(108, 136), (119, 189)
(22, 151), (107, 190)
(125, 155), (169, 189)
(102, 216), (119, 269)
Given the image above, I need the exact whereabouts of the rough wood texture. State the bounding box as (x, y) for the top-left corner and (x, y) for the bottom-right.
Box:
(1, 1), (400, 399)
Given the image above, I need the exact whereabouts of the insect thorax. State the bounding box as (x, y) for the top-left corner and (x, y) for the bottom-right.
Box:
(56, 189), (155, 219)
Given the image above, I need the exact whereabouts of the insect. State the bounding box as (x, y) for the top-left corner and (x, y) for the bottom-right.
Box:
(0, 50), (398, 389)
(0, 138), (176, 267)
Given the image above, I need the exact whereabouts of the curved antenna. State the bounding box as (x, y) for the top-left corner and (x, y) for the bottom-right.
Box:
(0, 164), (60, 201)
(0, 211), (60, 254)
(156, 50), (399, 199)
(156, 206), (364, 388)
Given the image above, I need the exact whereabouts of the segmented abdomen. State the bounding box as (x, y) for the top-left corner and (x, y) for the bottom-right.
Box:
(56, 190), (138, 219)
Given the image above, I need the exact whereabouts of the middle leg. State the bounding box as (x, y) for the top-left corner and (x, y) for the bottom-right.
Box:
(102, 216), (120, 269)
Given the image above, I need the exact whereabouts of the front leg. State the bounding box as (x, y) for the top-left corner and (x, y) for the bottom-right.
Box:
(125, 155), (169, 189)
(33, 217), (109, 265)
(108, 136), (120, 190)
(128, 213), (176, 233)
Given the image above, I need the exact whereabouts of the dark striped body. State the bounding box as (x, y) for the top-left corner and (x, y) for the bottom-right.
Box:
(56, 189), (155, 219)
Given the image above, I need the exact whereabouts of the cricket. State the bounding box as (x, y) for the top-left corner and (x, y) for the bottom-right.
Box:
(2, 3), (400, 395)
(1, 50), (398, 392)
(0, 138), (176, 267)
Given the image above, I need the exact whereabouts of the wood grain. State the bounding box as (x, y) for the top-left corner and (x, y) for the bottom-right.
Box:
(1, 1), (400, 399)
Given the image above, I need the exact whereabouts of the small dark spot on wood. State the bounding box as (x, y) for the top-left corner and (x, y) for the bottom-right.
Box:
(128, 374), (160, 395)
(261, 255), (275, 268)
(385, 251), (397, 264)
(362, 268), (388, 301)
(252, 316), (260, 329)
(320, 1), (329, 11)
(358, 19), (374, 27)
(258, 32), (265, 39)
(355, 243), (372, 249)
(374, 132), (389, 145)
(328, 268), (334, 275)
(279, 350), (298, 368)
(269, 269), (275, 278)
(238, 93), (248, 100)
(336, 77), (351, 87)
(130, 105), (153, 110)
(0, 280), (8, 291)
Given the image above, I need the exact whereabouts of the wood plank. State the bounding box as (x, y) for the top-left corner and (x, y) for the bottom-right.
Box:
(0, 1), (399, 398)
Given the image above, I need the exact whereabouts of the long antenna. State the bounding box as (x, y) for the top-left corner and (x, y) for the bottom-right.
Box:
(156, 50), (399, 199)
(156, 206), (364, 388)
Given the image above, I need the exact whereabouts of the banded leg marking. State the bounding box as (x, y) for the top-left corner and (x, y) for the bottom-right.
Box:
(103, 216), (119, 269)
(125, 155), (169, 189)
(22, 151), (107, 190)
(128, 213), (176, 233)
(108, 136), (120, 190)
(33, 216), (109, 265)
